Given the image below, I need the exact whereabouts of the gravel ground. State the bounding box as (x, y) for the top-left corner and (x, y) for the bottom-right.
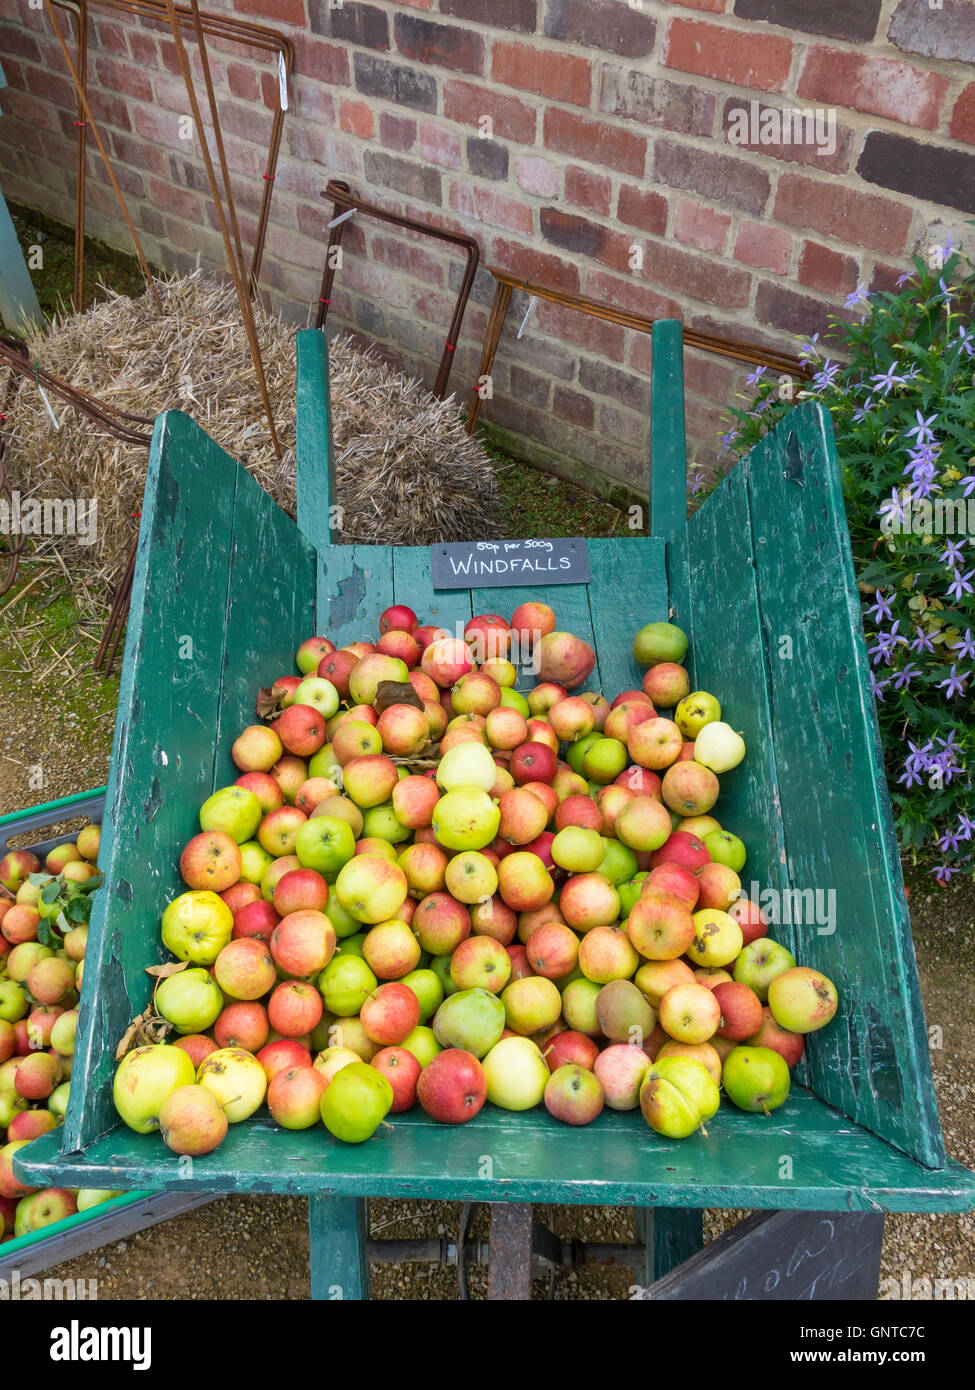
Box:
(1, 601), (972, 1300)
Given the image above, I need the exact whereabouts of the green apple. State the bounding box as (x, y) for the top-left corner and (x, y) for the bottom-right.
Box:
(77, 1189), (125, 1212)
(566, 731), (602, 777)
(161, 891), (233, 966)
(733, 939), (796, 1002)
(401, 968), (444, 1022)
(430, 952), (460, 998)
(561, 977), (601, 1034)
(0, 1088), (28, 1128)
(48, 1081), (72, 1121)
(633, 622), (688, 667)
(336, 931), (366, 958)
(482, 1036), (549, 1111)
(432, 988), (505, 1058)
(156, 968), (224, 1034)
(582, 737), (627, 785)
(597, 837), (639, 886)
(197, 1048), (267, 1123)
(694, 721), (745, 773)
(551, 826), (605, 873)
(308, 745), (341, 780)
(324, 895), (362, 940)
(238, 840), (274, 884)
(320, 1060), (393, 1142)
(436, 742), (497, 793)
(499, 687), (530, 717)
(617, 873), (647, 919)
(703, 830), (746, 872)
(640, 1055), (719, 1137)
(0, 980), (28, 1023)
(295, 815), (356, 877)
(431, 788), (500, 851)
(400, 1025), (443, 1068)
(199, 785), (262, 844)
(318, 954), (377, 1016)
(722, 1044), (790, 1113)
(361, 803), (411, 844)
(675, 692), (721, 739)
(293, 676), (340, 719)
(113, 1044), (196, 1134)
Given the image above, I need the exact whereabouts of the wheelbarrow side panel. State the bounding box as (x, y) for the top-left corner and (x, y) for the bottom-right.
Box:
(63, 410), (317, 1151)
(743, 402), (943, 1168)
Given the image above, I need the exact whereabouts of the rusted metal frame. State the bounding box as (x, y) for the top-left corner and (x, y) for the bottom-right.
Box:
(315, 178), (481, 400)
(0, 369), (27, 597)
(465, 266), (811, 434)
(43, 0), (161, 309)
(94, 537), (136, 672)
(487, 1203), (534, 1301)
(160, 0), (281, 458)
(53, 0), (293, 304)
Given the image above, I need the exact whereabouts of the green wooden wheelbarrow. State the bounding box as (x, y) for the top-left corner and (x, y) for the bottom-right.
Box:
(16, 323), (975, 1299)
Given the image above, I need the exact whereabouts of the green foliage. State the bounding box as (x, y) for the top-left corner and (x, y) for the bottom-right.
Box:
(29, 868), (103, 945)
(724, 246), (975, 883)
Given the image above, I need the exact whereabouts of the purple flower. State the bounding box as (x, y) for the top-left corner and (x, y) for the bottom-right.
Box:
(879, 489), (908, 530)
(937, 665), (968, 699)
(799, 334), (820, 362)
(957, 813), (975, 840)
(893, 663), (921, 689)
(869, 621), (908, 665)
(909, 627), (935, 655)
(746, 366), (767, 387)
(895, 271), (912, 288)
(960, 475), (975, 499)
(946, 568), (974, 602)
(906, 410), (939, 446)
(866, 591), (894, 622)
(937, 827), (964, 853)
(951, 629), (975, 661)
(845, 282), (870, 311)
(811, 360), (842, 392)
(957, 325), (974, 358)
(870, 365), (909, 395)
(933, 863), (956, 886)
(940, 539), (967, 568)
(871, 673), (891, 702)
(936, 729), (963, 755)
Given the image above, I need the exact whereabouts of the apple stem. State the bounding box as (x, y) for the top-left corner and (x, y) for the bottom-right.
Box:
(380, 1120), (395, 1130)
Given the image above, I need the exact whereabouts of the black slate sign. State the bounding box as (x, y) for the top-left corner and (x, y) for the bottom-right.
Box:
(432, 538), (590, 590)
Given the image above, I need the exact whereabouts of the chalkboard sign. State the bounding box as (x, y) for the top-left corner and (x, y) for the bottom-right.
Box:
(431, 538), (590, 590)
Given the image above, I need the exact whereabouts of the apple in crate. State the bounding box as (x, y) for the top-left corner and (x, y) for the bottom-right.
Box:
(432, 988), (505, 1058)
(161, 891), (233, 966)
(640, 1056), (719, 1138)
(483, 1036), (549, 1111)
(767, 967), (838, 1033)
(417, 1049), (486, 1124)
(370, 1046), (422, 1113)
(197, 1048), (267, 1123)
(159, 1084), (229, 1155)
(321, 1061), (393, 1142)
(545, 1064), (604, 1125)
(114, 1044), (196, 1134)
(722, 1045), (791, 1114)
(268, 1066), (327, 1130)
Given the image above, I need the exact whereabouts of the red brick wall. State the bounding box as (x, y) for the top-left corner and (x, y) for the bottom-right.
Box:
(2, 0), (975, 500)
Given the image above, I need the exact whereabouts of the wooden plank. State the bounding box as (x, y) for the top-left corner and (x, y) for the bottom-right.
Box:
(634, 1208), (704, 1286)
(745, 403), (944, 1168)
(318, 544), (395, 650)
(644, 1210), (885, 1301)
(20, 1091), (975, 1211)
(0, 1193), (217, 1282)
(650, 320), (687, 539)
(295, 328), (336, 549)
(63, 411), (242, 1151)
(308, 1195), (369, 1301)
(586, 538), (668, 698)
(669, 464), (792, 937)
(0, 184), (43, 332)
(392, 546), (472, 639)
(212, 458), (317, 787)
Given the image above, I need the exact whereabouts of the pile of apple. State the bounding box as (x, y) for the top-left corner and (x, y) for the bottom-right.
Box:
(0, 828), (122, 1240)
(112, 605), (839, 1154)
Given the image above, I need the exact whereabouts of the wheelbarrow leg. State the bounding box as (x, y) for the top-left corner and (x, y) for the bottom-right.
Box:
(308, 1196), (369, 1301)
(487, 1203), (534, 1300)
(634, 1207), (704, 1286)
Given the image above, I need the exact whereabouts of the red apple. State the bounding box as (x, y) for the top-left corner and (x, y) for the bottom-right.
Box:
(271, 910), (336, 978)
(728, 896), (769, 946)
(268, 1065), (327, 1129)
(379, 603), (418, 635)
(537, 632), (596, 689)
(377, 704), (431, 757)
(417, 1048), (487, 1123)
(267, 981), (323, 1038)
(370, 1046), (422, 1113)
(649, 832), (711, 875)
(627, 895), (696, 960)
(643, 863), (700, 912)
(411, 892), (471, 955)
(745, 1006), (805, 1068)
(542, 1030), (599, 1071)
(173, 1033), (219, 1068)
(214, 1001), (269, 1052)
(256, 1037), (312, 1084)
(274, 704), (327, 758)
(510, 741), (558, 786)
(360, 983), (421, 1046)
(180, 831), (242, 893)
(233, 898), (280, 944)
(232, 724), (284, 774)
(712, 981), (764, 1042)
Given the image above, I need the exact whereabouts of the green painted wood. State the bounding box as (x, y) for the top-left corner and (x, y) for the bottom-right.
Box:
(585, 538), (668, 698)
(308, 1196), (369, 1301)
(61, 411), (315, 1150)
(668, 463), (792, 942)
(391, 546), (472, 638)
(635, 1208), (704, 1286)
(0, 179), (43, 332)
(744, 403), (943, 1169)
(212, 462), (317, 787)
(17, 1092), (975, 1209)
(296, 328), (336, 549)
(650, 320), (687, 539)
(318, 545), (395, 650)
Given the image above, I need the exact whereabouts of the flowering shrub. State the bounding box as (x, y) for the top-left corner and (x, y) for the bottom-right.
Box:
(724, 246), (974, 884)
